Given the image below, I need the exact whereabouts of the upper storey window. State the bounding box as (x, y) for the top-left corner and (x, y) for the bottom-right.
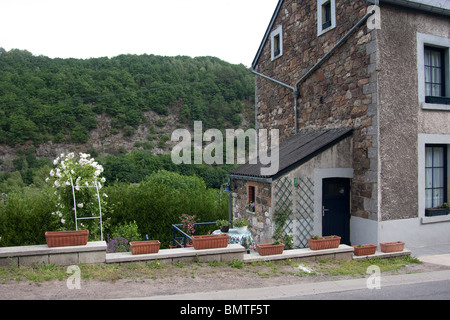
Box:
(425, 46), (448, 104)
(270, 25), (283, 61)
(317, 0), (336, 36)
(417, 33), (450, 110)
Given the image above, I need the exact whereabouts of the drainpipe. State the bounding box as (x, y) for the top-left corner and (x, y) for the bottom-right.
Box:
(294, 9), (376, 90)
(252, 8), (376, 135)
(252, 69), (298, 134)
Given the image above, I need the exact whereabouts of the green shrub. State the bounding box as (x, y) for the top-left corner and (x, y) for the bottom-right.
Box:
(111, 220), (142, 242)
(103, 170), (227, 248)
(0, 170), (227, 248)
(0, 187), (59, 246)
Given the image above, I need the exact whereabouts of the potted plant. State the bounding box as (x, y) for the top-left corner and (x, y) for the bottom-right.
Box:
(192, 234), (230, 250)
(257, 241), (284, 256)
(246, 201), (255, 213)
(308, 235), (341, 250)
(379, 241), (405, 253)
(425, 203), (450, 217)
(130, 240), (160, 255)
(216, 219), (230, 233)
(179, 214), (196, 247)
(233, 217), (249, 233)
(353, 244), (377, 256)
(273, 207), (293, 250)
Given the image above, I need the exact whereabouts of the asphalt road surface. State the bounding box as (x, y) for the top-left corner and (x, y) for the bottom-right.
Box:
(277, 279), (450, 300)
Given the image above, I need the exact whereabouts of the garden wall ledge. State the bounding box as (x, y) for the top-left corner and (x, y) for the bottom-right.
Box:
(0, 241), (107, 267)
(244, 245), (356, 263)
(352, 248), (411, 261)
(106, 244), (246, 264)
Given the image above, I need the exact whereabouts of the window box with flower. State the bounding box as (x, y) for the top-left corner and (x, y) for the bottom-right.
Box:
(245, 201), (255, 213)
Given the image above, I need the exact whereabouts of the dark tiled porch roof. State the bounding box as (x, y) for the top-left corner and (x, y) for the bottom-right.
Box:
(229, 127), (353, 180)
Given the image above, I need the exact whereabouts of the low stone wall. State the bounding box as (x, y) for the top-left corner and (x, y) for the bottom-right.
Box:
(244, 245), (355, 263)
(106, 244), (246, 265)
(0, 242), (409, 268)
(0, 241), (106, 267)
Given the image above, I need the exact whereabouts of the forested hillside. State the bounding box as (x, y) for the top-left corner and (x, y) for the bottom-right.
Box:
(0, 48), (255, 147)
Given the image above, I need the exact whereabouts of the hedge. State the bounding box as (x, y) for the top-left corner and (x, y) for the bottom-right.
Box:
(0, 170), (228, 248)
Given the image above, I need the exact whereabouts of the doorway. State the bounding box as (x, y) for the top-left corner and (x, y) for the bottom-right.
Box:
(322, 178), (351, 245)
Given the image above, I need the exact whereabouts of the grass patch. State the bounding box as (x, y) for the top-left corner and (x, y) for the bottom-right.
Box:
(313, 255), (421, 277)
(0, 255), (421, 284)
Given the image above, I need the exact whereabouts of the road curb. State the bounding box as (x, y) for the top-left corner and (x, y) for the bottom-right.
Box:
(128, 269), (450, 300)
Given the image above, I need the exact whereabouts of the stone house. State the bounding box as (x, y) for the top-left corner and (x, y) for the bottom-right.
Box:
(229, 0), (450, 248)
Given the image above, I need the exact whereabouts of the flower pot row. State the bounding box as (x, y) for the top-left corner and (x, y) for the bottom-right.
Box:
(45, 230), (162, 255)
(306, 235), (406, 256)
(353, 241), (406, 256)
(45, 231), (232, 252)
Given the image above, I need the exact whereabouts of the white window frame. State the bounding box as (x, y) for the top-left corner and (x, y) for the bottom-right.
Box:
(317, 0), (336, 36)
(270, 25), (283, 61)
(417, 32), (450, 111)
(418, 134), (450, 224)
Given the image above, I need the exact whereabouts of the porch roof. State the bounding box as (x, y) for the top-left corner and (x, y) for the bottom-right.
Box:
(229, 127), (353, 181)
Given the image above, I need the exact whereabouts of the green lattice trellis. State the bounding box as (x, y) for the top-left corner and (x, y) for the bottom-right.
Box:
(274, 177), (293, 237)
(295, 177), (314, 248)
(273, 176), (314, 248)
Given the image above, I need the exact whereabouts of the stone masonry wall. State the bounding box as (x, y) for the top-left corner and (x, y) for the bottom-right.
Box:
(232, 179), (273, 244)
(254, 0), (378, 220)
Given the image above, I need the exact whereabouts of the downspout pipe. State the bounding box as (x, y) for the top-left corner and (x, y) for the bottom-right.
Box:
(294, 9), (376, 89)
(252, 8), (375, 135)
(252, 69), (298, 134)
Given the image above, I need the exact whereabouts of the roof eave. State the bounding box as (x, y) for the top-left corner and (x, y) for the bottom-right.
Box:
(367, 0), (450, 16)
(251, 0), (285, 70)
(252, 0), (449, 69)
(229, 128), (354, 181)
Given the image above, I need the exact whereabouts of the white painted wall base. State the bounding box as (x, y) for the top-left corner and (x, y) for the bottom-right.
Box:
(351, 216), (450, 248)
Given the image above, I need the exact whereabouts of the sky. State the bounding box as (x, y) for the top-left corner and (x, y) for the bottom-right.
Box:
(0, 0), (279, 67)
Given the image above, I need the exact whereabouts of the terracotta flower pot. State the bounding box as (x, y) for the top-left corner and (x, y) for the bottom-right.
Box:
(130, 240), (160, 255)
(308, 235), (341, 250)
(45, 230), (89, 247)
(257, 243), (284, 256)
(380, 241), (405, 253)
(353, 244), (377, 256)
(192, 234), (229, 250)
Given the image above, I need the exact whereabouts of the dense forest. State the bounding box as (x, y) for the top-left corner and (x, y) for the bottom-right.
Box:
(0, 48), (255, 146)
(0, 48), (256, 192)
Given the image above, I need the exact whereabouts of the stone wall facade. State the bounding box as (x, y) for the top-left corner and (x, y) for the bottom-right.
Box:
(232, 179), (273, 244)
(253, 0), (378, 220)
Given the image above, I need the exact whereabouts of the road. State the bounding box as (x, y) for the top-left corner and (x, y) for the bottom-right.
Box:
(279, 279), (450, 300)
(137, 269), (450, 300)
